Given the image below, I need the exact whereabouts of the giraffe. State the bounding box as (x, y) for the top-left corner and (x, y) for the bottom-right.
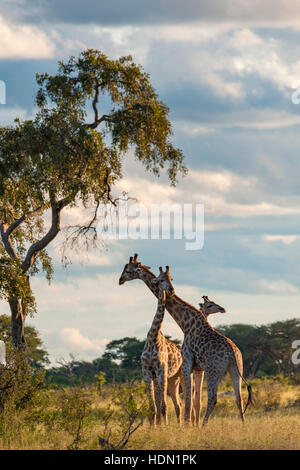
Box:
(141, 265), (182, 426)
(119, 254), (253, 425)
(199, 296), (226, 320)
(191, 295), (226, 424)
(142, 270), (226, 426)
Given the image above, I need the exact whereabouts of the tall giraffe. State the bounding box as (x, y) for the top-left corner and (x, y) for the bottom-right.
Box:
(141, 266), (182, 426)
(142, 270), (226, 425)
(119, 254), (253, 425)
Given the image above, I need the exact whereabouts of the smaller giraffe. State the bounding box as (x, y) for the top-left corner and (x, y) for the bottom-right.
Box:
(141, 266), (182, 426)
(191, 295), (227, 425)
(199, 296), (226, 319)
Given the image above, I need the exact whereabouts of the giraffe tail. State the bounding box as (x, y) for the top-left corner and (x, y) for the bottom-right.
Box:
(242, 381), (254, 415)
(232, 355), (255, 415)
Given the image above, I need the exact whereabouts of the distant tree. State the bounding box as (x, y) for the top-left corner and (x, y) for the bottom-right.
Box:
(46, 335), (182, 386)
(0, 314), (49, 368)
(0, 49), (186, 348)
(217, 319), (300, 377)
(46, 355), (123, 386)
(103, 337), (145, 371)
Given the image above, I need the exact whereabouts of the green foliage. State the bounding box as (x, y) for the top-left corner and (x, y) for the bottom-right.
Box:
(95, 371), (106, 395)
(103, 336), (145, 370)
(0, 259), (36, 315)
(0, 350), (47, 432)
(46, 338), (147, 386)
(0, 49), (186, 345)
(98, 380), (149, 450)
(216, 319), (300, 377)
(0, 314), (49, 368)
(0, 372), (299, 450)
(35, 50), (186, 185)
(45, 318), (300, 388)
(54, 386), (93, 450)
(0, 49), (185, 243)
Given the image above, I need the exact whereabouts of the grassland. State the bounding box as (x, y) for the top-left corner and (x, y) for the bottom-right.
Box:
(0, 376), (299, 450)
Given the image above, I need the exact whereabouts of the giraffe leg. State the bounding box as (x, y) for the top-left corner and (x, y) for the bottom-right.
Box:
(202, 372), (220, 426)
(157, 366), (168, 425)
(143, 373), (157, 426)
(153, 379), (161, 425)
(182, 361), (193, 424)
(191, 374), (196, 425)
(179, 369), (195, 423)
(229, 364), (245, 423)
(193, 369), (204, 426)
(168, 375), (182, 424)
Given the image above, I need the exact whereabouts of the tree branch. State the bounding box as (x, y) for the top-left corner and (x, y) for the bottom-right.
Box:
(0, 223), (19, 259)
(21, 195), (72, 273)
(6, 206), (46, 238)
(85, 114), (111, 130)
(0, 205), (47, 260)
(82, 83), (110, 129)
(92, 84), (99, 124)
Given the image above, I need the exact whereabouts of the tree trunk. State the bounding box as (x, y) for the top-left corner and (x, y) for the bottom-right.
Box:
(8, 297), (26, 348)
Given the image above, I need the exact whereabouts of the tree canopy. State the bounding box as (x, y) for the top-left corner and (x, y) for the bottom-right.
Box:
(217, 319), (300, 377)
(0, 49), (186, 346)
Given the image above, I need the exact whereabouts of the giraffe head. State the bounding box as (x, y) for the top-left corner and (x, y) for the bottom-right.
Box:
(119, 253), (150, 285)
(151, 266), (175, 298)
(199, 295), (226, 318)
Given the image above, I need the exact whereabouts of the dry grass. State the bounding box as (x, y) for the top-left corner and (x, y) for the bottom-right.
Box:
(128, 409), (300, 450)
(0, 378), (299, 450)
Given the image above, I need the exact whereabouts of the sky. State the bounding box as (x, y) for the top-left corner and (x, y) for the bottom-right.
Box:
(1, 0), (300, 365)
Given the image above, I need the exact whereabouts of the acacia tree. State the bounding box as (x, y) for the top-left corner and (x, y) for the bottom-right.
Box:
(0, 49), (186, 348)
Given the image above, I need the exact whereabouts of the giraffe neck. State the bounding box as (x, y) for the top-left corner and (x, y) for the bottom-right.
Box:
(147, 298), (165, 343)
(139, 266), (207, 333)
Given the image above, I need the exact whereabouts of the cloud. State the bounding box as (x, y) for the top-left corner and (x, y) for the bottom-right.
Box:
(0, 15), (55, 59)
(7, 1), (300, 27)
(115, 168), (300, 219)
(263, 234), (299, 245)
(259, 279), (299, 295)
(0, 106), (33, 125)
(2, 3), (300, 366)
(59, 328), (109, 354)
(177, 110), (300, 132)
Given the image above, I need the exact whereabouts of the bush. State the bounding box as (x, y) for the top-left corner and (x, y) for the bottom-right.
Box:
(98, 379), (149, 450)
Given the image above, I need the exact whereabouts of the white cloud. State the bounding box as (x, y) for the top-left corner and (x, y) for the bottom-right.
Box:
(230, 29), (264, 49)
(263, 234), (299, 245)
(259, 279), (299, 295)
(115, 168), (300, 219)
(0, 16), (55, 58)
(178, 110), (300, 133)
(0, 107), (34, 125)
(181, 124), (215, 135)
(59, 328), (109, 354)
(153, 23), (233, 44)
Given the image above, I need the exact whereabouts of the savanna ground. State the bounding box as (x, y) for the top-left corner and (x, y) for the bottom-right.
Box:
(0, 368), (299, 450)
